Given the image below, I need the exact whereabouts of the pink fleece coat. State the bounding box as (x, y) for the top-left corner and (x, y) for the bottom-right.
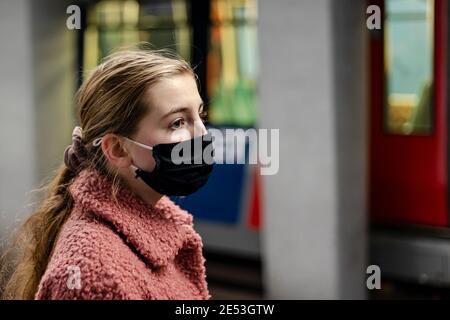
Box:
(35, 168), (211, 300)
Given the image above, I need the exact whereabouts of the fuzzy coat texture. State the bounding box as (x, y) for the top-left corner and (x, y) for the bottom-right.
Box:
(35, 167), (211, 300)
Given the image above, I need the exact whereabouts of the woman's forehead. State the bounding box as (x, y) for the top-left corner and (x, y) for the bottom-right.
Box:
(142, 74), (202, 117)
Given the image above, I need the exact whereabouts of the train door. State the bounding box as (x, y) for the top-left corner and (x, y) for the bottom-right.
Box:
(369, 0), (449, 227)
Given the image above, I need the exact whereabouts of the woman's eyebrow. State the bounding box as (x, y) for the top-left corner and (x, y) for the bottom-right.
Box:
(161, 107), (189, 119)
(161, 102), (204, 119)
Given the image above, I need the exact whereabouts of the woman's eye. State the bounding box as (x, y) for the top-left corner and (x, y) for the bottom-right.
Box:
(170, 118), (186, 130)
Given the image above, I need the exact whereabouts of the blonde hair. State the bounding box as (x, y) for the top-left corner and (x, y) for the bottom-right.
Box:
(1, 46), (195, 299)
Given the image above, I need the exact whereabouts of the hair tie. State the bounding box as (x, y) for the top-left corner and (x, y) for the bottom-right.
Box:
(64, 126), (87, 172)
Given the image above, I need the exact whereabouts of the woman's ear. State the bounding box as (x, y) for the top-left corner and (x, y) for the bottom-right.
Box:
(101, 133), (132, 168)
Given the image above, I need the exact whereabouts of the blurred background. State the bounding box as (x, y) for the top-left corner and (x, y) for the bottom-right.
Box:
(1, 0), (450, 299)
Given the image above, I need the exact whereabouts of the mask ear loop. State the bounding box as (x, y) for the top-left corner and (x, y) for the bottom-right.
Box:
(92, 137), (154, 150)
(130, 163), (141, 178)
(123, 137), (155, 178)
(124, 137), (153, 151)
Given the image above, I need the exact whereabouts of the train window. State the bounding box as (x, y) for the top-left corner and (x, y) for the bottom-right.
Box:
(207, 0), (258, 127)
(384, 0), (434, 135)
(81, 0), (260, 128)
(83, 0), (191, 73)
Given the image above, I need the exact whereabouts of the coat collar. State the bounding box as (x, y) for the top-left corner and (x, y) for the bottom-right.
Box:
(69, 167), (203, 268)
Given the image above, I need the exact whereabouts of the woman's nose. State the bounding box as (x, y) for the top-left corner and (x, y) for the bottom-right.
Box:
(192, 119), (207, 138)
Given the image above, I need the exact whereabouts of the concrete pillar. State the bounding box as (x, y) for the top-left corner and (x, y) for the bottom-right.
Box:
(259, 0), (368, 299)
(0, 0), (36, 237)
(0, 0), (76, 239)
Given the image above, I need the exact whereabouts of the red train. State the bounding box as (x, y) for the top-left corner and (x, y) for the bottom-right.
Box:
(369, 0), (450, 287)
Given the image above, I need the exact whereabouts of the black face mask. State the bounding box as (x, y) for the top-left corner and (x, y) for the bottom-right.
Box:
(126, 133), (215, 196)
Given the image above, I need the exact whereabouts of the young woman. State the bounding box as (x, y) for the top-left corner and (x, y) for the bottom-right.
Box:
(1, 48), (215, 300)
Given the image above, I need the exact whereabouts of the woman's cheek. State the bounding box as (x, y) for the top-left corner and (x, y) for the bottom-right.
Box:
(133, 148), (157, 172)
(169, 127), (191, 142)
